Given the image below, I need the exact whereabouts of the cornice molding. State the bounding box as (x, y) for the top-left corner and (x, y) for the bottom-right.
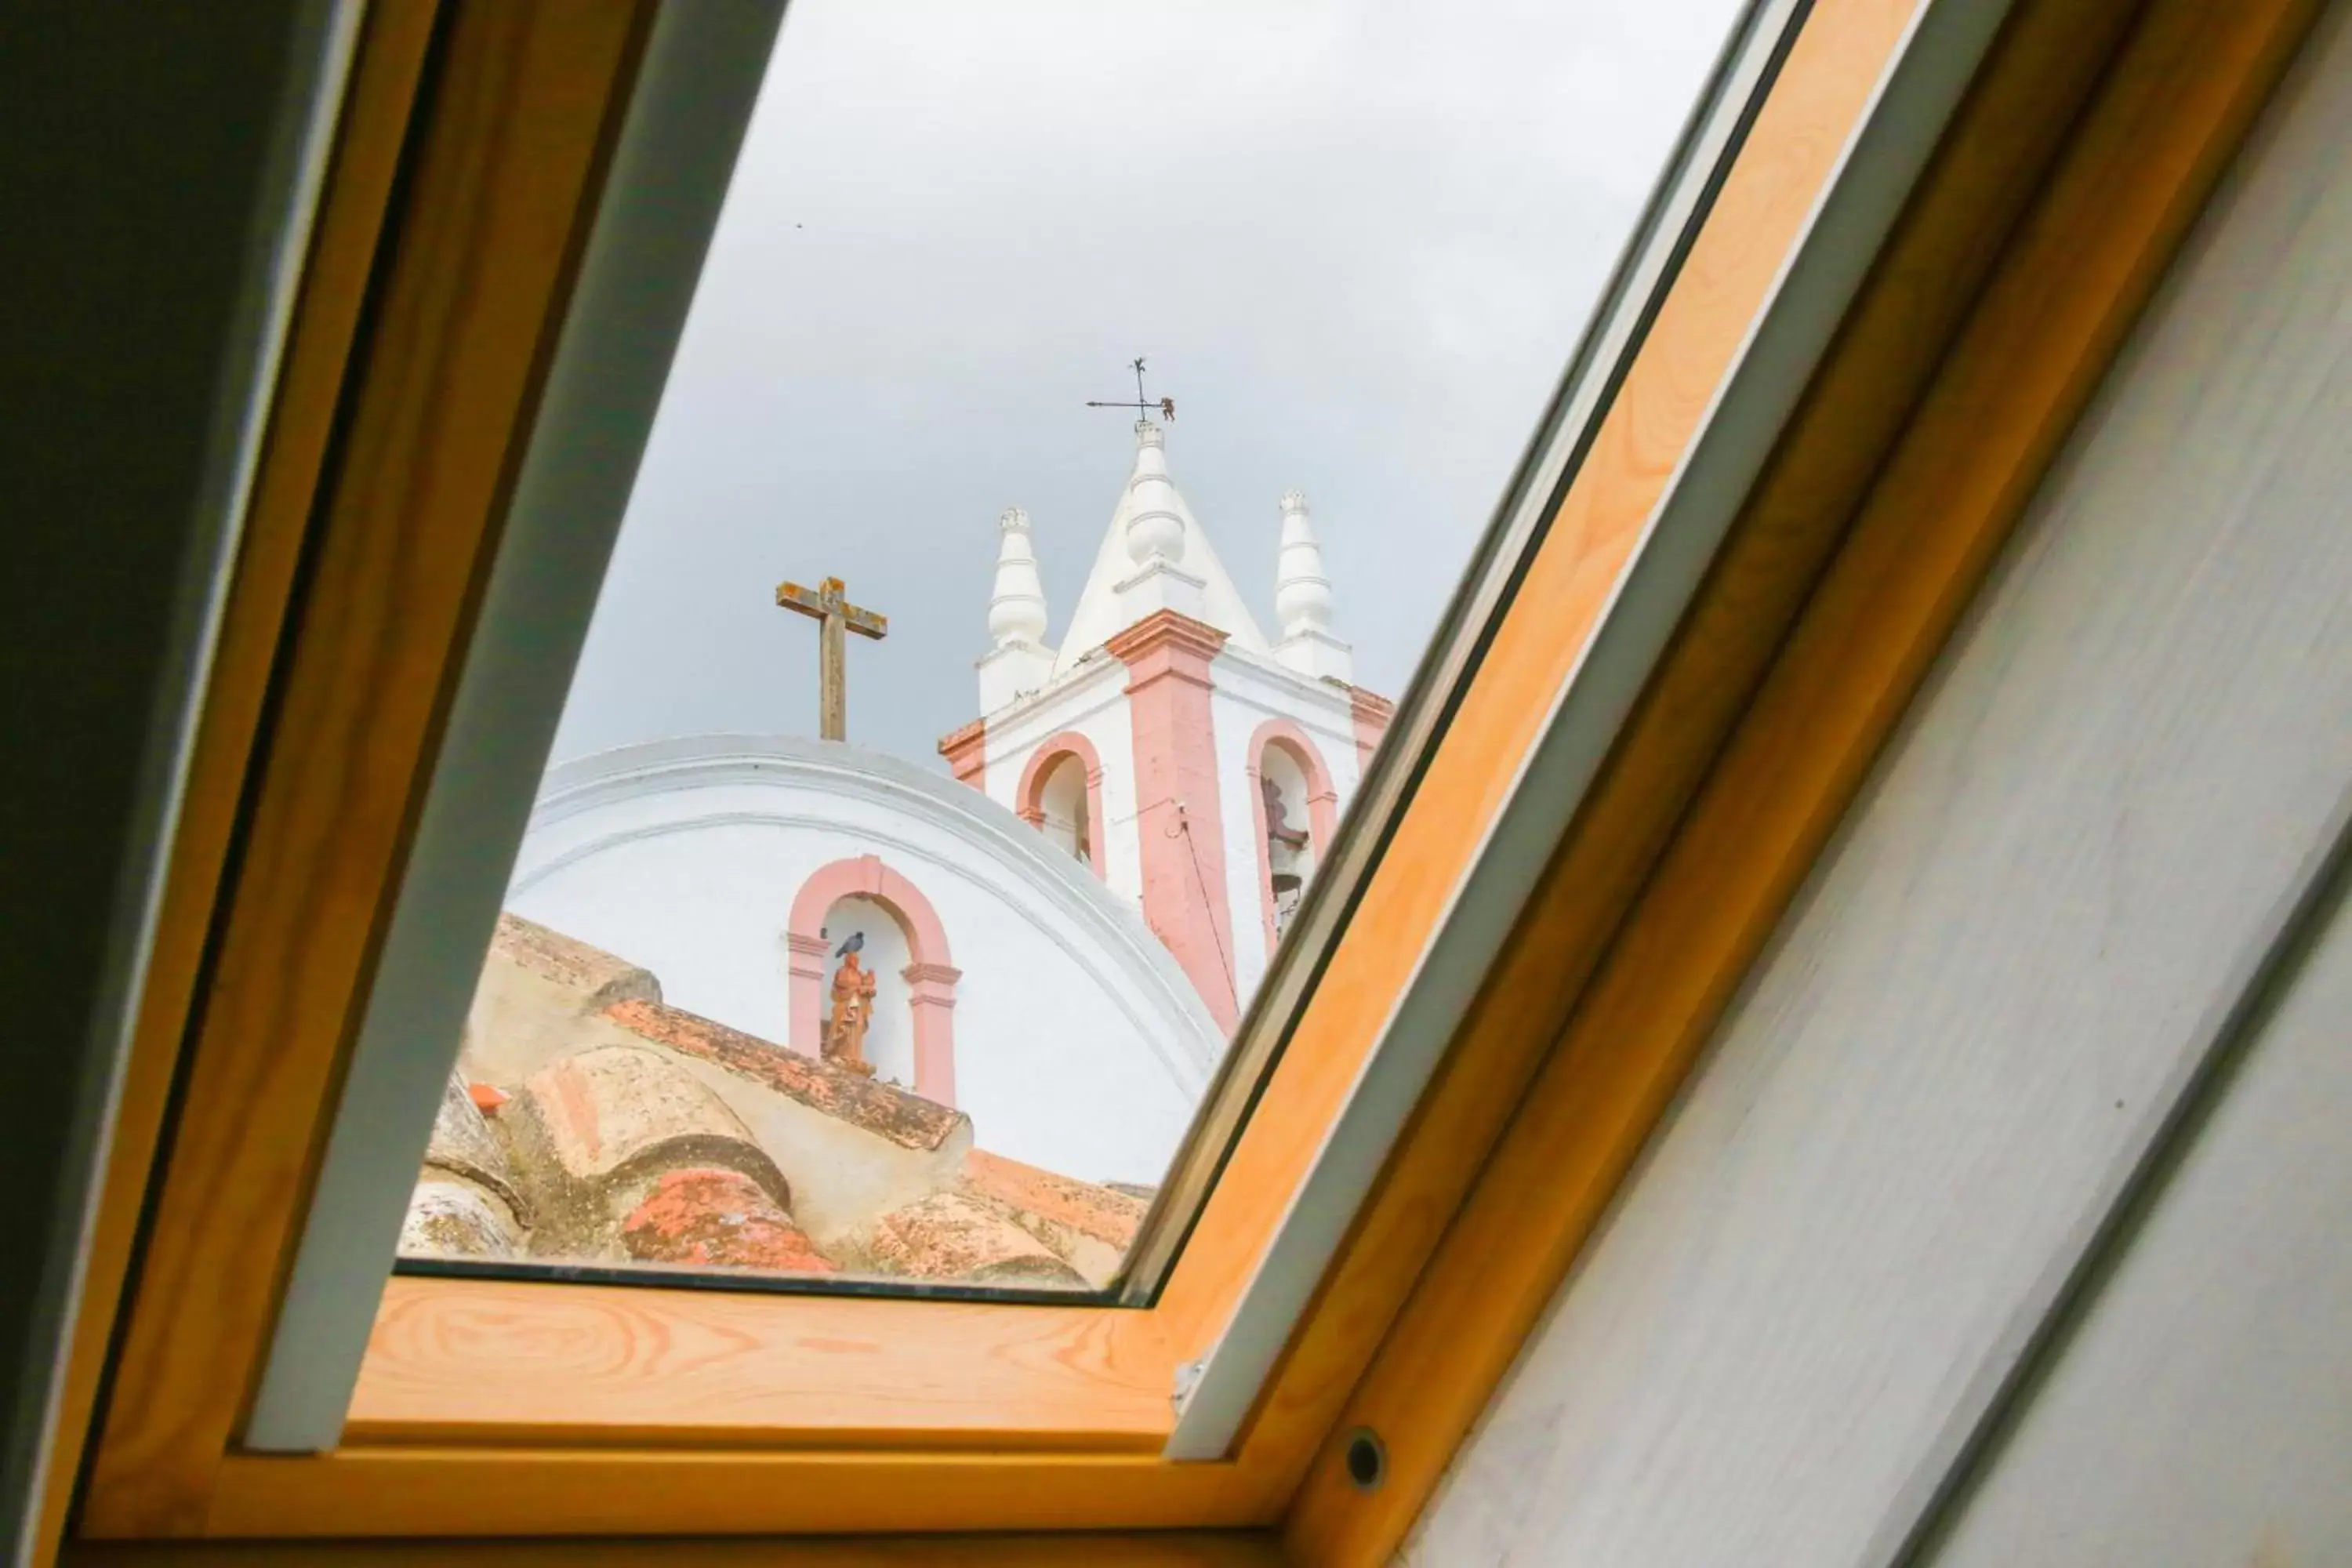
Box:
(521, 734), (1221, 1078)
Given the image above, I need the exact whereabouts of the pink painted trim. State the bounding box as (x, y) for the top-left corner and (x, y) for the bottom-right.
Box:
(1245, 718), (1340, 955)
(783, 932), (830, 1062)
(902, 960), (963, 1109)
(1108, 610), (1238, 1030)
(937, 717), (988, 792)
(1348, 685), (1394, 771)
(1013, 730), (1109, 881)
(785, 855), (959, 1105)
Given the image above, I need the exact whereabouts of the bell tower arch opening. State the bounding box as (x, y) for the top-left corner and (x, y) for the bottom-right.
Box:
(1014, 731), (1108, 880)
(1036, 755), (1092, 866)
(1247, 719), (1340, 950)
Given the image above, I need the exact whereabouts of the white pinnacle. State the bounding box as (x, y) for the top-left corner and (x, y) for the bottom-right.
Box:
(1273, 488), (1353, 682)
(1274, 489), (1334, 637)
(1122, 422), (1187, 568)
(987, 506), (1050, 648)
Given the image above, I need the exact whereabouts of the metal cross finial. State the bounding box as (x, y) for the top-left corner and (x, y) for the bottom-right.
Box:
(1086, 355), (1176, 424)
(775, 575), (887, 741)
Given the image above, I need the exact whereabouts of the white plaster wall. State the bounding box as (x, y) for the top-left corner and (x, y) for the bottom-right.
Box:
(504, 735), (1221, 1185)
(977, 656), (1145, 906)
(1209, 648), (1363, 1007)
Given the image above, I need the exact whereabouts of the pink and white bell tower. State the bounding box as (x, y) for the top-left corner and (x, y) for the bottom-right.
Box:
(938, 420), (1392, 1029)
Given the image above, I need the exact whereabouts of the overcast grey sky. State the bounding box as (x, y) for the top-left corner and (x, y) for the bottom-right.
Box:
(550, 0), (1744, 769)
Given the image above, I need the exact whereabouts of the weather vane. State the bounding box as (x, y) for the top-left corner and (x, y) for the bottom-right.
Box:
(1086, 355), (1175, 423)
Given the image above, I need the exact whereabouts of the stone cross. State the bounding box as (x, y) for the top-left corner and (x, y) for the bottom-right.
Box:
(775, 575), (887, 741)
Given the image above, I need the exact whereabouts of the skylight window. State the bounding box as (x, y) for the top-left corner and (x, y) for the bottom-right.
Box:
(390, 0), (1746, 1298)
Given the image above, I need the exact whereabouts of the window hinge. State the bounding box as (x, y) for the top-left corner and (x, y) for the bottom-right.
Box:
(1171, 1356), (1207, 1415)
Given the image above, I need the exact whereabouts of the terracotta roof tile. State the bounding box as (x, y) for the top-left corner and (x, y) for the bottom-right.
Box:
(424, 1072), (528, 1221)
(866, 1192), (1087, 1287)
(515, 1044), (793, 1221)
(401, 1175), (524, 1261)
(621, 1167), (832, 1273)
(489, 912), (662, 1007)
(960, 1148), (1147, 1252)
(601, 997), (966, 1154)
(423, 913), (1138, 1287)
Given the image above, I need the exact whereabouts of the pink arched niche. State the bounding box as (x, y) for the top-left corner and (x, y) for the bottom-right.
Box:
(785, 855), (961, 1105)
(1013, 730), (1109, 881)
(1245, 718), (1341, 954)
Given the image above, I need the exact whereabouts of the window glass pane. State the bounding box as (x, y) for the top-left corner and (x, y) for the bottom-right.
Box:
(398, 0), (1744, 1294)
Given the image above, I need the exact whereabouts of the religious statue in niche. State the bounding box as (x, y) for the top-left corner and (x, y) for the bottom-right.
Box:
(823, 931), (877, 1076)
(1262, 771), (1310, 939)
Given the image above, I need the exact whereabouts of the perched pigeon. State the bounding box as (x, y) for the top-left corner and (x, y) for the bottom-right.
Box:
(835, 931), (865, 959)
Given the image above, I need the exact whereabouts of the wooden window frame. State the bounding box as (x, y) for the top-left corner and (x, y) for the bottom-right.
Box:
(51, 0), (2314, 1555)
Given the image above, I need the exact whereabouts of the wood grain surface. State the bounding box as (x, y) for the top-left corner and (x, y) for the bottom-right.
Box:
(199, 1448), (1261, 1541)
(37, 10), (441, 1559)
(64, 1531), (1283, 1567)
(1391, 0), (2335, 1559)
(79, 0), (652, 1537)
(347, 1276), (1174, 1449)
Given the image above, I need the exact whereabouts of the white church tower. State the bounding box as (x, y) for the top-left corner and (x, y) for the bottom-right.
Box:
(939, 419), (1392, 1028)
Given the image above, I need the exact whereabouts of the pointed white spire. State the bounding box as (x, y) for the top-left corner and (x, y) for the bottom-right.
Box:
(1272, 488), (1353, 683)
(988, 506), (1050, 648)
(1111, 420), (1207, 623)
(975, 506), (1057, 714)
(1123, 423), (1188, 568)
(1051, 420), (1272, 677)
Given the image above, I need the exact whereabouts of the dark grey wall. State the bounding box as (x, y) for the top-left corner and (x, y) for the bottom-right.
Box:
(0, 2), (322, 1551)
